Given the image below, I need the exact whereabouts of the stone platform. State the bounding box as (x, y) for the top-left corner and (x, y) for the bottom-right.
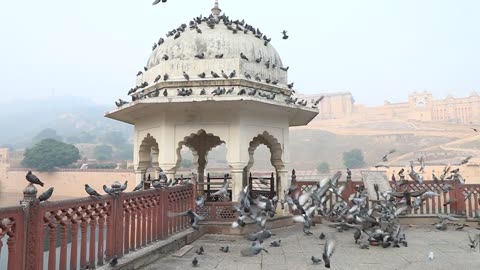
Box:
(141, 223), (480, 270)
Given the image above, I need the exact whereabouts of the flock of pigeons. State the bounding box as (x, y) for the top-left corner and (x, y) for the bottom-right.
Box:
(25, 150), (480, 268)
(112, 10), (323, 111)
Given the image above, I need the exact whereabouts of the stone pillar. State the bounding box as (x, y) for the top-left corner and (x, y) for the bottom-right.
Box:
(134, 169), (145, 186)
(276, 169), (289, 215)
(230, 163), (247, 202)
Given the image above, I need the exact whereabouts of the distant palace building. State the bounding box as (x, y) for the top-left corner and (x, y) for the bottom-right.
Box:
(300, 91), (480, 124)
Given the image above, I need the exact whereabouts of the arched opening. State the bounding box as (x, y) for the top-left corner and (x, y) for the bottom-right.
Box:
(137, 133), (159, 180)
(245, 131), (284, 199)
(176, 130), (231, 201)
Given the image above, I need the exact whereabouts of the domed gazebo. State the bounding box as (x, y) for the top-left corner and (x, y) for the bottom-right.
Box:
(105, 1), (318, 202)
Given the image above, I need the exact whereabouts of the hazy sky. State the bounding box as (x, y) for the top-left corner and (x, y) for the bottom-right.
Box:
(1, 0), (479, 106)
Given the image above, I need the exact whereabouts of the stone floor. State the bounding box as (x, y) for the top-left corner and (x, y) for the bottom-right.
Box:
(142, 223), (480, 270)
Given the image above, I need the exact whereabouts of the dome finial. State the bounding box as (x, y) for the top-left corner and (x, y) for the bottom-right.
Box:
(211, 0), (222, 18)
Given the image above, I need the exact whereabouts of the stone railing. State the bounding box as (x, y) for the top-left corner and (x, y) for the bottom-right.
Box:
(293, 178), (480, 219)
(0, 184), (194, 270)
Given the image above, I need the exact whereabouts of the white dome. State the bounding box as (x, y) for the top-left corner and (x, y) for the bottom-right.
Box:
(142, 20), (288, 85)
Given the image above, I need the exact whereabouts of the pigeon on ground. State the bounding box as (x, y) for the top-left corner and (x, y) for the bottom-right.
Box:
(192, 257), (198, 267)
(220, 246), (229, 253)
(270, 240), (281, 247)
(195, 246), (204, 255)
(323, 237), (336, 268)
(311, 256), (322, 264)
(109, 256), (118, 267)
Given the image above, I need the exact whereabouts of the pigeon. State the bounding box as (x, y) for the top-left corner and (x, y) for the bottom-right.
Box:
(38, 187), (54, 202)
(281, 30), (289, 39)
(152, 0), (167, 5)
(85, 184), (102, 198)
(162, 89), (168, 97)
(120, 181), (128, 191)
(196, 196), (205, 208)
(244, 72), (251, 79)
(319, 233), (326, 240)
(468, 233), (480, 249)
(194, 53), (204, 59)
(183, 71), (190, 81)
(154, 75), (162, 83)
(152, 43), (157, 51)
(323, 237), (336, 268)
(26, 171), (45, 187)
(382, 149), (396, 162)
(136, 71), (143, 76)
(196, 28), (202, 34)
(169, 209), (205, 230)
(198, 72), (206, 78)
(215, 54), (224, 59)
(221, 70), (229, 79)
(220, 246), (229, 253)
(229, 70), (236, 78)
(459, 156), (472, 165)
(240, 52), (249, 61)
(472, 128), (478, 132)
(109, 256), (118, 267)
(240, 241), (268, 256)
(164, 73), (169, 81)
(158, 37), (164, 45)
(103, 185), (116, 196)
(270, 240), (281, 247)
(238, 89), (247, 95)
(255, 57), (262, 63)
(280, 66), (289, 71)
(192, 257), (198, 267)
(162, 54), (169, 61)
(265, 60), (270, 69)
(288, 83), (294, 89)
(133, 181), (143, 192)
(195, 246), (204, 255)
(311, 256), (322, 264)
(200, 89), (206, 95)
(211, 71), (220, 78)
(254, 74), (261, 82)
(174, 32), (181, 39)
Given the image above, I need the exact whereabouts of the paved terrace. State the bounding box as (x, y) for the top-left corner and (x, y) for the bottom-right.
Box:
(142, 223), (480, 270)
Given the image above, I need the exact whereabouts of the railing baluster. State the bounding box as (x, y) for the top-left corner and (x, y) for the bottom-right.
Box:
(97, 216), (105, 266)
(80, 219), (88, 269)
(59, 222), (68, 270)
(136, 202), (141, 249)
(70, 221), (79, 270)
(130, 208), (136, 252)
(124, 209), (130, 254)
(48, 223), (57, 270)
(88, 217), (97, 269)
(142, 200), (147, 247)
(7, 235), (18, 270)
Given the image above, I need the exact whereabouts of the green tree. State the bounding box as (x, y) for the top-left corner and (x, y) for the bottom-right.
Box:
(22, 139), (80, 171)
(94, 145), (113, 161)
(343, 149), (366, 169)
(32, 128), (62, 143)
(317, 162), (330, 173)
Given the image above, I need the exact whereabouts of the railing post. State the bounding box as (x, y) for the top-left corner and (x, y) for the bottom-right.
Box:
(113, 193), (125, 257)
(452, 182), (466, 215)
(23, 185), (44, 270)
(270, 172), (275, 198)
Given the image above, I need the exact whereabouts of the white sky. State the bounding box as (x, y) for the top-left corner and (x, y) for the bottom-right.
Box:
(0, 0), (479, 106)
